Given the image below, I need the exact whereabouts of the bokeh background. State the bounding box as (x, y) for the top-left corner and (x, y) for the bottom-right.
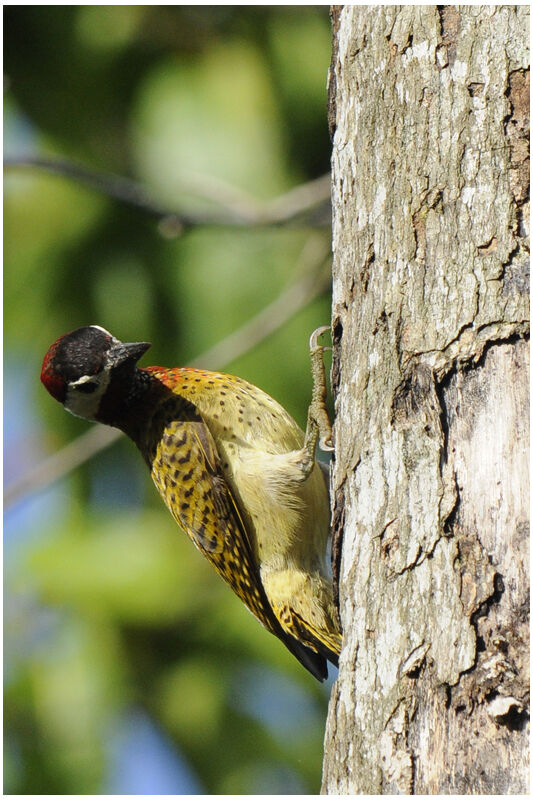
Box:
(4, 6), (335, 794)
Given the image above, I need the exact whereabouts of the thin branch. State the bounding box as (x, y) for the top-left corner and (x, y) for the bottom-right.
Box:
(176, 170), (332, 225)
(4, 154), (180, 219)
(4, 426), (122, 508)
(4, 235), (331, 509)
(195, 235), (331, 369)
(4, 155), (331, 231)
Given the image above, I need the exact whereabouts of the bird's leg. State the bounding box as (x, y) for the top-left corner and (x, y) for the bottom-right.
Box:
(240, 327), (334, 491)
(296, 326), (334, 480)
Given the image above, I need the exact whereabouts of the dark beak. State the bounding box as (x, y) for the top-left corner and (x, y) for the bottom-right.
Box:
(108, 340), (151, 367)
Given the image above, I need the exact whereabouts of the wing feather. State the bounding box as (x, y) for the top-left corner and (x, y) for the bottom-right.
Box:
(145, 393), (329, 680)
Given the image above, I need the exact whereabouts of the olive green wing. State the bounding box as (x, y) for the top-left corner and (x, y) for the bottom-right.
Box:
(149, 412), (328, 679)
(151, 417), (268, 619)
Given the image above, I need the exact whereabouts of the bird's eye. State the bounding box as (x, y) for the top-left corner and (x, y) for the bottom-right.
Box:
(76, 381), (98, 394)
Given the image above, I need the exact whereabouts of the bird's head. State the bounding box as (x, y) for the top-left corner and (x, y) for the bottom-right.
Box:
(41, 325), (151, 422)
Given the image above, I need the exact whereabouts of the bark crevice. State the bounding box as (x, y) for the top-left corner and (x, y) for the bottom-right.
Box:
(323, 5), (529, 794)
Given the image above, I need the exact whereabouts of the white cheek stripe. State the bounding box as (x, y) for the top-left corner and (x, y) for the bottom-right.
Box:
(70, 374), (100, 387)
(64, 366), (112, 420)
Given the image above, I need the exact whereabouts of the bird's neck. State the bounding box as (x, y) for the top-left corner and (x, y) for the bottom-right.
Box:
(96, 366), (160, 442)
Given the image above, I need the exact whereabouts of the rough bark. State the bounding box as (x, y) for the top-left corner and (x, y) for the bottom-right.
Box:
(323, 6), (529, 794)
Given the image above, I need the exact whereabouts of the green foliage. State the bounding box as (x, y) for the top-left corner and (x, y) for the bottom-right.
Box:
(4, 5), (334, 794)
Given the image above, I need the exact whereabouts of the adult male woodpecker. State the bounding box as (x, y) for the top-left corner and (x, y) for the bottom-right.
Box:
(41, 325), (341, 680)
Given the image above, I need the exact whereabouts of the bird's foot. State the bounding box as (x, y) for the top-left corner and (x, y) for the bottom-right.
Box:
(303, 326), (334, 467)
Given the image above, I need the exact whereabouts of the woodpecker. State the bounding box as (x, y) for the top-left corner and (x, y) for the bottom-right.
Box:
(41, 325), (341, 680)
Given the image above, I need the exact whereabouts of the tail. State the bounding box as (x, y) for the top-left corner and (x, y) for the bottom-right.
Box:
(281, 633), (337, 681)
(279, 616), (341, 681)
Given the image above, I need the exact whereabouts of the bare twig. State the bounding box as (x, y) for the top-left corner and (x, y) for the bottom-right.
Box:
(4, 155), (331, 230)
(176, 170), (332, 226)
(196, 235), (331, 368)
(4, 155), (181, 220)
(4, 426), (122, 508)
(4, 235), (331, 508)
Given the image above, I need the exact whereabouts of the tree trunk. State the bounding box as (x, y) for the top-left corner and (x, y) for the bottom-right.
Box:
(323, 6), (529, 794)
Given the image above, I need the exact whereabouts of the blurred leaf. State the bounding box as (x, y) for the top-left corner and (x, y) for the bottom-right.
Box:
(3, 166), (105, 346)
(4, 6), (333, 795)
(155, 657), (228, 747)
(132, 41), (289, 207)
(25, 510), (215, 623)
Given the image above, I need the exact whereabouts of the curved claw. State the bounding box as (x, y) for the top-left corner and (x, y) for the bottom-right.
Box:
(309, 325), (331, 351)
(319, 434), (334, 453)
